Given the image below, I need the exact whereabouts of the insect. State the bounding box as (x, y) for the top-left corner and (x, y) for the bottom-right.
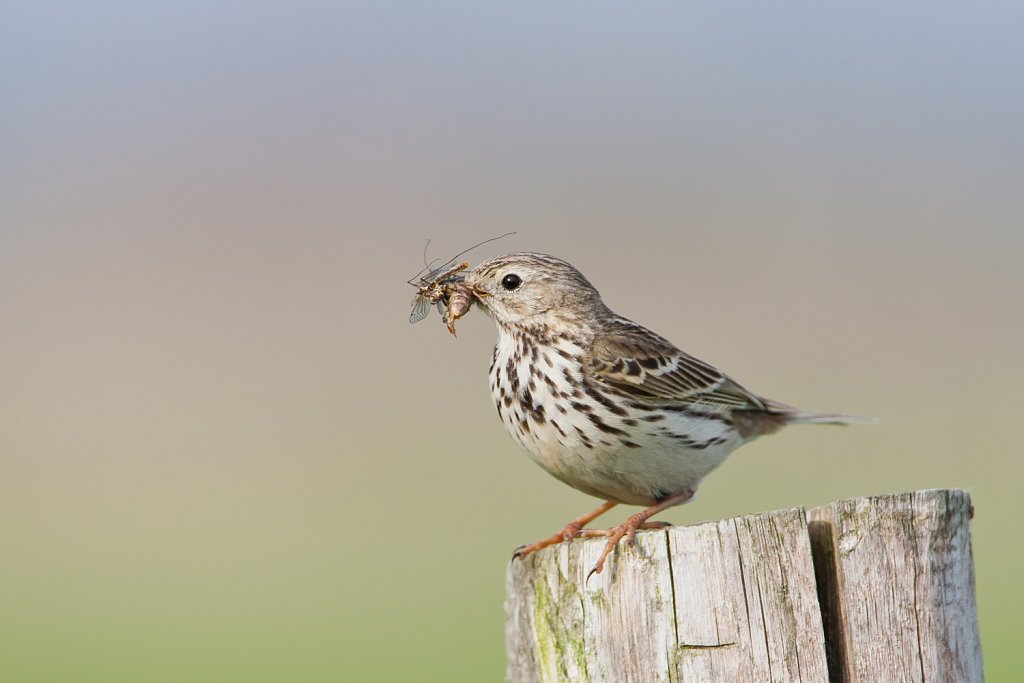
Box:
(408, 260), (470, 328)
(407, 232), (515, 334)
(441, 280), (475, 335)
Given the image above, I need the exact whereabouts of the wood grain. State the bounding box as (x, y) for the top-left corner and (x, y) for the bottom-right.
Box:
(808, 489), (983, 682)
(506, 509), (829, 682)
(506, 490), (982, 682)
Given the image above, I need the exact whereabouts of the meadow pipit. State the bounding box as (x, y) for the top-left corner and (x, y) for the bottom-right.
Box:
(458, 253), (873, 577)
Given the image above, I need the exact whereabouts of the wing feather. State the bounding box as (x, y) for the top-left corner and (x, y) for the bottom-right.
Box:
(586, 318), (766, 411)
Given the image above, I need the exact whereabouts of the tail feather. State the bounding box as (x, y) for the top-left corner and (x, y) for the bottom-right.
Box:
(782, 411), (879, 426)
(735, 399), (879, 438)
(758, 398), (879, 426)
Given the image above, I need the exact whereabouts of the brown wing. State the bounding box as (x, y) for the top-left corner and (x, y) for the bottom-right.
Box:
(586, 318), (768, 411)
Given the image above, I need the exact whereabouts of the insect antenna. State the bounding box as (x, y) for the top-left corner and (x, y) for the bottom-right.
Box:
(406, 231), (517, 286)
(407, 239), (437, 286)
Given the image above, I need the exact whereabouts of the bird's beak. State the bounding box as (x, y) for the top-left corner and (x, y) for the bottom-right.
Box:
(469, 282), (491, 299)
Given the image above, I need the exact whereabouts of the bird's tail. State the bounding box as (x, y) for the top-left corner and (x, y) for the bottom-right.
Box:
(761, 399), (879, 426)
(783, 411), (880, 426)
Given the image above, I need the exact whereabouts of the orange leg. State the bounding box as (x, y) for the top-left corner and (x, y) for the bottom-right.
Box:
(512, 501), (617, 560)
(574, 522), (671, 540)
(586, 489), (695, 580)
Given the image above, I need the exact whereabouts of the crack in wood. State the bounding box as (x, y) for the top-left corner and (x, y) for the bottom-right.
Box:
(506, 489), (982, 683)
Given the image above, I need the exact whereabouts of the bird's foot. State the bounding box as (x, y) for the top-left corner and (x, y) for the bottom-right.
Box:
(512, 524), (583, 561)
(574, 521), (672, 541)
(584, 488), (695, 580)
(512, 519), (623, 559)
(584, 520), (672, 580)
(512, 501), (618, 561)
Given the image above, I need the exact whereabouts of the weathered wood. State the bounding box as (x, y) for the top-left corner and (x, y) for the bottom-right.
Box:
(505, 489), (982, 683)
(807, 489), (983, 682)
(505, 508), (829, 682)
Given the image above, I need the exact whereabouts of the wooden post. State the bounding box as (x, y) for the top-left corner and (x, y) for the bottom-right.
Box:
(808, 489), (983, 682)
(505, 489), (982, 683)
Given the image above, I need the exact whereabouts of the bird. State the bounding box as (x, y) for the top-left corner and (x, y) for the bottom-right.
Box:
(459, 252), (874, 577)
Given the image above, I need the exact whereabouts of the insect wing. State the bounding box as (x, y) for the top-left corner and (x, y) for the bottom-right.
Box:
(425, 262), (468, 289)
(409, 295), (432, 323)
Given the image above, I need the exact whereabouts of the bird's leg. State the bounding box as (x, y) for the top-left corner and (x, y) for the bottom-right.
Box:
(512, 501), (617, 560)
(574, 522), (671, 539)
(587, 489), (695, 580)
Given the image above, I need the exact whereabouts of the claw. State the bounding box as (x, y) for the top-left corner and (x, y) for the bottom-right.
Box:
(582, 491), (694, 578)
(510, 501), (618, 563)
(587, 525), (630, 579)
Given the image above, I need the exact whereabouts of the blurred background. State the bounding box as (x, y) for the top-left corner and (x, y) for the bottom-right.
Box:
(2, 2), (1021, 680)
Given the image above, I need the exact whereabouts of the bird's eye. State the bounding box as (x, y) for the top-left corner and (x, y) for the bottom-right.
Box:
(501, 273), (522, 291)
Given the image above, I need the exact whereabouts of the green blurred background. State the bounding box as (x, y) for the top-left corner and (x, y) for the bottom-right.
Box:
(3, 2), (1021, 680)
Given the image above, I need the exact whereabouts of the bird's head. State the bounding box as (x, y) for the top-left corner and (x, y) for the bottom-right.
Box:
(465, 252), (605, 327)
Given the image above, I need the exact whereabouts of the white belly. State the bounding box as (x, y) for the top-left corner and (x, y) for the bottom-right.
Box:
(488, 328), (742, 506)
